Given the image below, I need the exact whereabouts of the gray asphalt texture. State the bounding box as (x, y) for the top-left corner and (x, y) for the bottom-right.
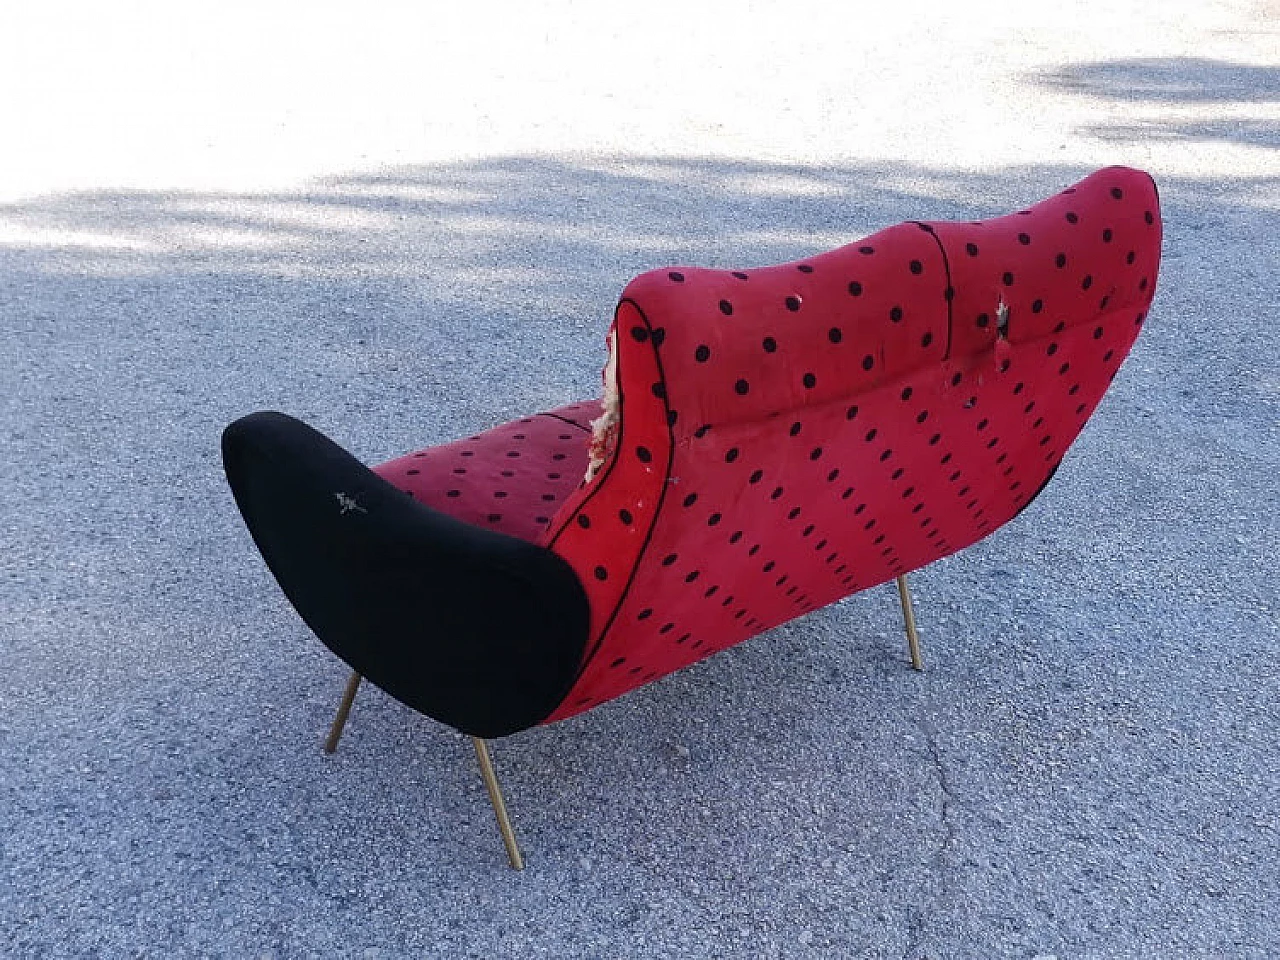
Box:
(3, 41), (1279, 960)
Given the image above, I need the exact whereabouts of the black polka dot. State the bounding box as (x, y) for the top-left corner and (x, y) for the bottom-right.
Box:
(1032, 299), (1043, 313)
(809, 447), (823, 460)
(785, 296), (801, 312)
(1066, 212), (1078, 224)
(859, 245), (875, 255)
(1055, 253), (1067, 268)
(695, 344), (711, 362)
(1082, 275), (1093, 290)
(594, 566), (608, 580)
(846, 405), (859, 419)
(848, 281), (863, 296)
(965, 242), (979, 256)
(789, 421), (802, 436)
(828, 327), (843, 343)
(719, 300), (733, 316)
(797, 264), (814, 273)
(619, 509), (633, 524)
(976, 312), (990, 328)
(725, 447), (740, 463)
(636, 446), (652, 463)
(1102, 228), (1113, 243)
(901, 386), (913, 401)
(921, 331), (934, 348)
(630, 326), (649, 342)
(762, 336), (777, 353)
(802, 372), (817, 389)
(662, 553), (678, 566)
(862, 355), (874, 371)
(1111, 187), (1124, 199)
(735, 379), (750, 395)
(668, 271), (685, 282)
(889, 306), (903, 323)
(1018, 232), (1031, 245)
(1002, 272), (1015, 286)
(749, 469), (763, 484)
(909, 259), (923, 274)
(732, 271), (749, 280)
(683, 493), (698, 507)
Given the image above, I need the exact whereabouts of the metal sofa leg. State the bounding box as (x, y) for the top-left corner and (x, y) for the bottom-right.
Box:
(472, 737), (525, 870)
(324, 670), (363, 754)
(895, 575), (924, 671)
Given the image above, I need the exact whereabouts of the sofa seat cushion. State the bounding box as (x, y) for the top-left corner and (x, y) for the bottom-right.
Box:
(373, 400), (600, 544)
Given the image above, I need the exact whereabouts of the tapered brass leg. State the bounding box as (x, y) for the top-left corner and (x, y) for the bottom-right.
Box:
(896, 575), (924, 671)
(323, 671), (362, 754)
(471, 737), (524, 870)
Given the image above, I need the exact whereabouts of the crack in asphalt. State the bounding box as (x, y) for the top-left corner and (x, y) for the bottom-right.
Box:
(903, 719), (960, 960)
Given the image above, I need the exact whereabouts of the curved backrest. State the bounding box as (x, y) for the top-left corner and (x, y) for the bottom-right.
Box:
(541, 167), (1161, 722)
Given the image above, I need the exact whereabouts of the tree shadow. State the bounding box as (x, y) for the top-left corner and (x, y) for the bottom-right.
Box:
(1085, 118), (1280, 150)
(1038, 57), (1280, 104)
(2, 152), (1278, 955)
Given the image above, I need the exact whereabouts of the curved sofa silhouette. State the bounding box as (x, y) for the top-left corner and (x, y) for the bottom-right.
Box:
(223, 166), (1162, 867)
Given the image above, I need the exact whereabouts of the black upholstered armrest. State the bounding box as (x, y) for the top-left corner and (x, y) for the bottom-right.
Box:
(222, 412), (589, 738)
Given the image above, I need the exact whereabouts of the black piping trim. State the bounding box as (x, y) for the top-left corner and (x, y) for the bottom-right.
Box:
(545, 304), (633, 552)
(540, 411), (593, 432)
(552, 297), (678, 688)
(910, 221), (955, 361)
(1013, 462), (1061, 520)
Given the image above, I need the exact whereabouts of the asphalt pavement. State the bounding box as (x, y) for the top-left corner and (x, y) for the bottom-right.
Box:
(2, 2), (1277, 956)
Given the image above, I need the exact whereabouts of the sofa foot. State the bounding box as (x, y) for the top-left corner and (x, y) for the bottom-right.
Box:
(895, 575), (924, 671)
(472, 737), (524, 870)
(324, 670), (363, 754)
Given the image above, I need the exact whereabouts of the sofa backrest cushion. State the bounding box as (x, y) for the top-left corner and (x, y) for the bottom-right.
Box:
(542, 167), (1161, 722)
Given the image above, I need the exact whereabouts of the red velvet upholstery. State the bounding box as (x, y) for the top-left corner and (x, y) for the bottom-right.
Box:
(541, 167), (1161, 722)
(374, 400), (600, 544)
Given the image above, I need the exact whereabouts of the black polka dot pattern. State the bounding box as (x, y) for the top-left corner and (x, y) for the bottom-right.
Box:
(374, 399), (599, 544)
(542, 166), (1161, 723)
